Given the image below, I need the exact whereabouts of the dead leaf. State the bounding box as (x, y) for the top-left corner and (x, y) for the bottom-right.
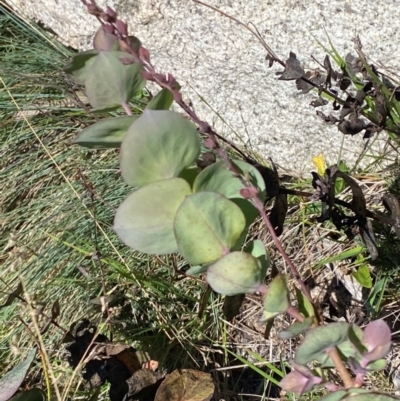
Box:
(154, 369), (214, 401)
(126, 368), (164, 400)
(265, 54), (275, 68)
(253, 164), (280, 198)
(296, 70), (325, 94)
(269, 193), (288, 236)
(0, 282), (23, 309)
(51, 300), (60, 320)
(278, 52), (304, 80)
(338, 117), (365, 136)
(310, 97), (328, 108)
(382, 194), (400, 239)
(360, 220), (378, 260)
(374, 84), (387, 126)
(105, 343), (149, 375)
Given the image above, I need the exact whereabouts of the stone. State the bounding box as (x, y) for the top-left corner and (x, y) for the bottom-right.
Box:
(7, 0), (400, 174)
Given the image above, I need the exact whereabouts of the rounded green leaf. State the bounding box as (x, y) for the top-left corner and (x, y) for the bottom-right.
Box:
(74, 116), (137, 148)
(64, 49), (99, 84)
(366, 358), (386, 371)
(174, 192), (245, 265)
(344, 394), (398, 401)
(264, 274), (290, 313)
(246, 239), (270, 278)
(185, 264), (209, 275)
(121, 110), (201, 187)
(193, 160), (266, 201)
(85, 51), (145, 110)
(207, 251), (263, 295)
(146, 88), (174, 110)
(279, 317), (313, 340)
(0, 348), (36, 401)
(318, 391), (348, 401)
(10, 389), (46, 401)
(114, 178), (191, 254)
(295, 322), (350, 365)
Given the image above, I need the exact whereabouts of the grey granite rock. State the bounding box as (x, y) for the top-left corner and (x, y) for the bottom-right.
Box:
(7, 0), (400, 174)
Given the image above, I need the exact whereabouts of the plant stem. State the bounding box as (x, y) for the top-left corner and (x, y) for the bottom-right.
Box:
(286, 305), (305, 322)
(326, 347), (354, 389)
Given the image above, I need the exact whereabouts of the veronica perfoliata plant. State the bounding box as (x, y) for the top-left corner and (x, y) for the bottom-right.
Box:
(64, 2), (398, 399)
(66, 24), (269, 297)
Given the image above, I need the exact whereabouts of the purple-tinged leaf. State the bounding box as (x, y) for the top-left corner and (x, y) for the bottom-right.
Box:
(361, 320), (391, 366)
(280, 363), (322, 395)
(116, 20), (128, 36)
(139, 46), (151, 63)
(93, 27), (119, 51)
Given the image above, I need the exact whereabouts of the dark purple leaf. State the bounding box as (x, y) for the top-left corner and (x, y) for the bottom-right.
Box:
(0, 282), (22, 309)
(382, 194), (400, 239)
(360, 220), (378, 260)
(279, 52), (305, 81)
(265, 54), (275, 67)
(280, 363), (322, 395)
(310, 97), (328, 108)
(338, 117), (365, 136)
(361, 320), (391, 366)
(316, 111), (339, 124)
(296, 70), (325, 94)
(269, 193), (288, 236)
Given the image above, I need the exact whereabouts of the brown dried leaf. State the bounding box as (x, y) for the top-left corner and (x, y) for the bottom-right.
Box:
(154, 369), (214, 401)
(105, 343), (147, 374)
(374, 85), (387, 126)
(126, 368), (164, 400)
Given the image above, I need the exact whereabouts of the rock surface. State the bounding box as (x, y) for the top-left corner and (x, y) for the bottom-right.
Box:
(8, 0), (400, 174)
